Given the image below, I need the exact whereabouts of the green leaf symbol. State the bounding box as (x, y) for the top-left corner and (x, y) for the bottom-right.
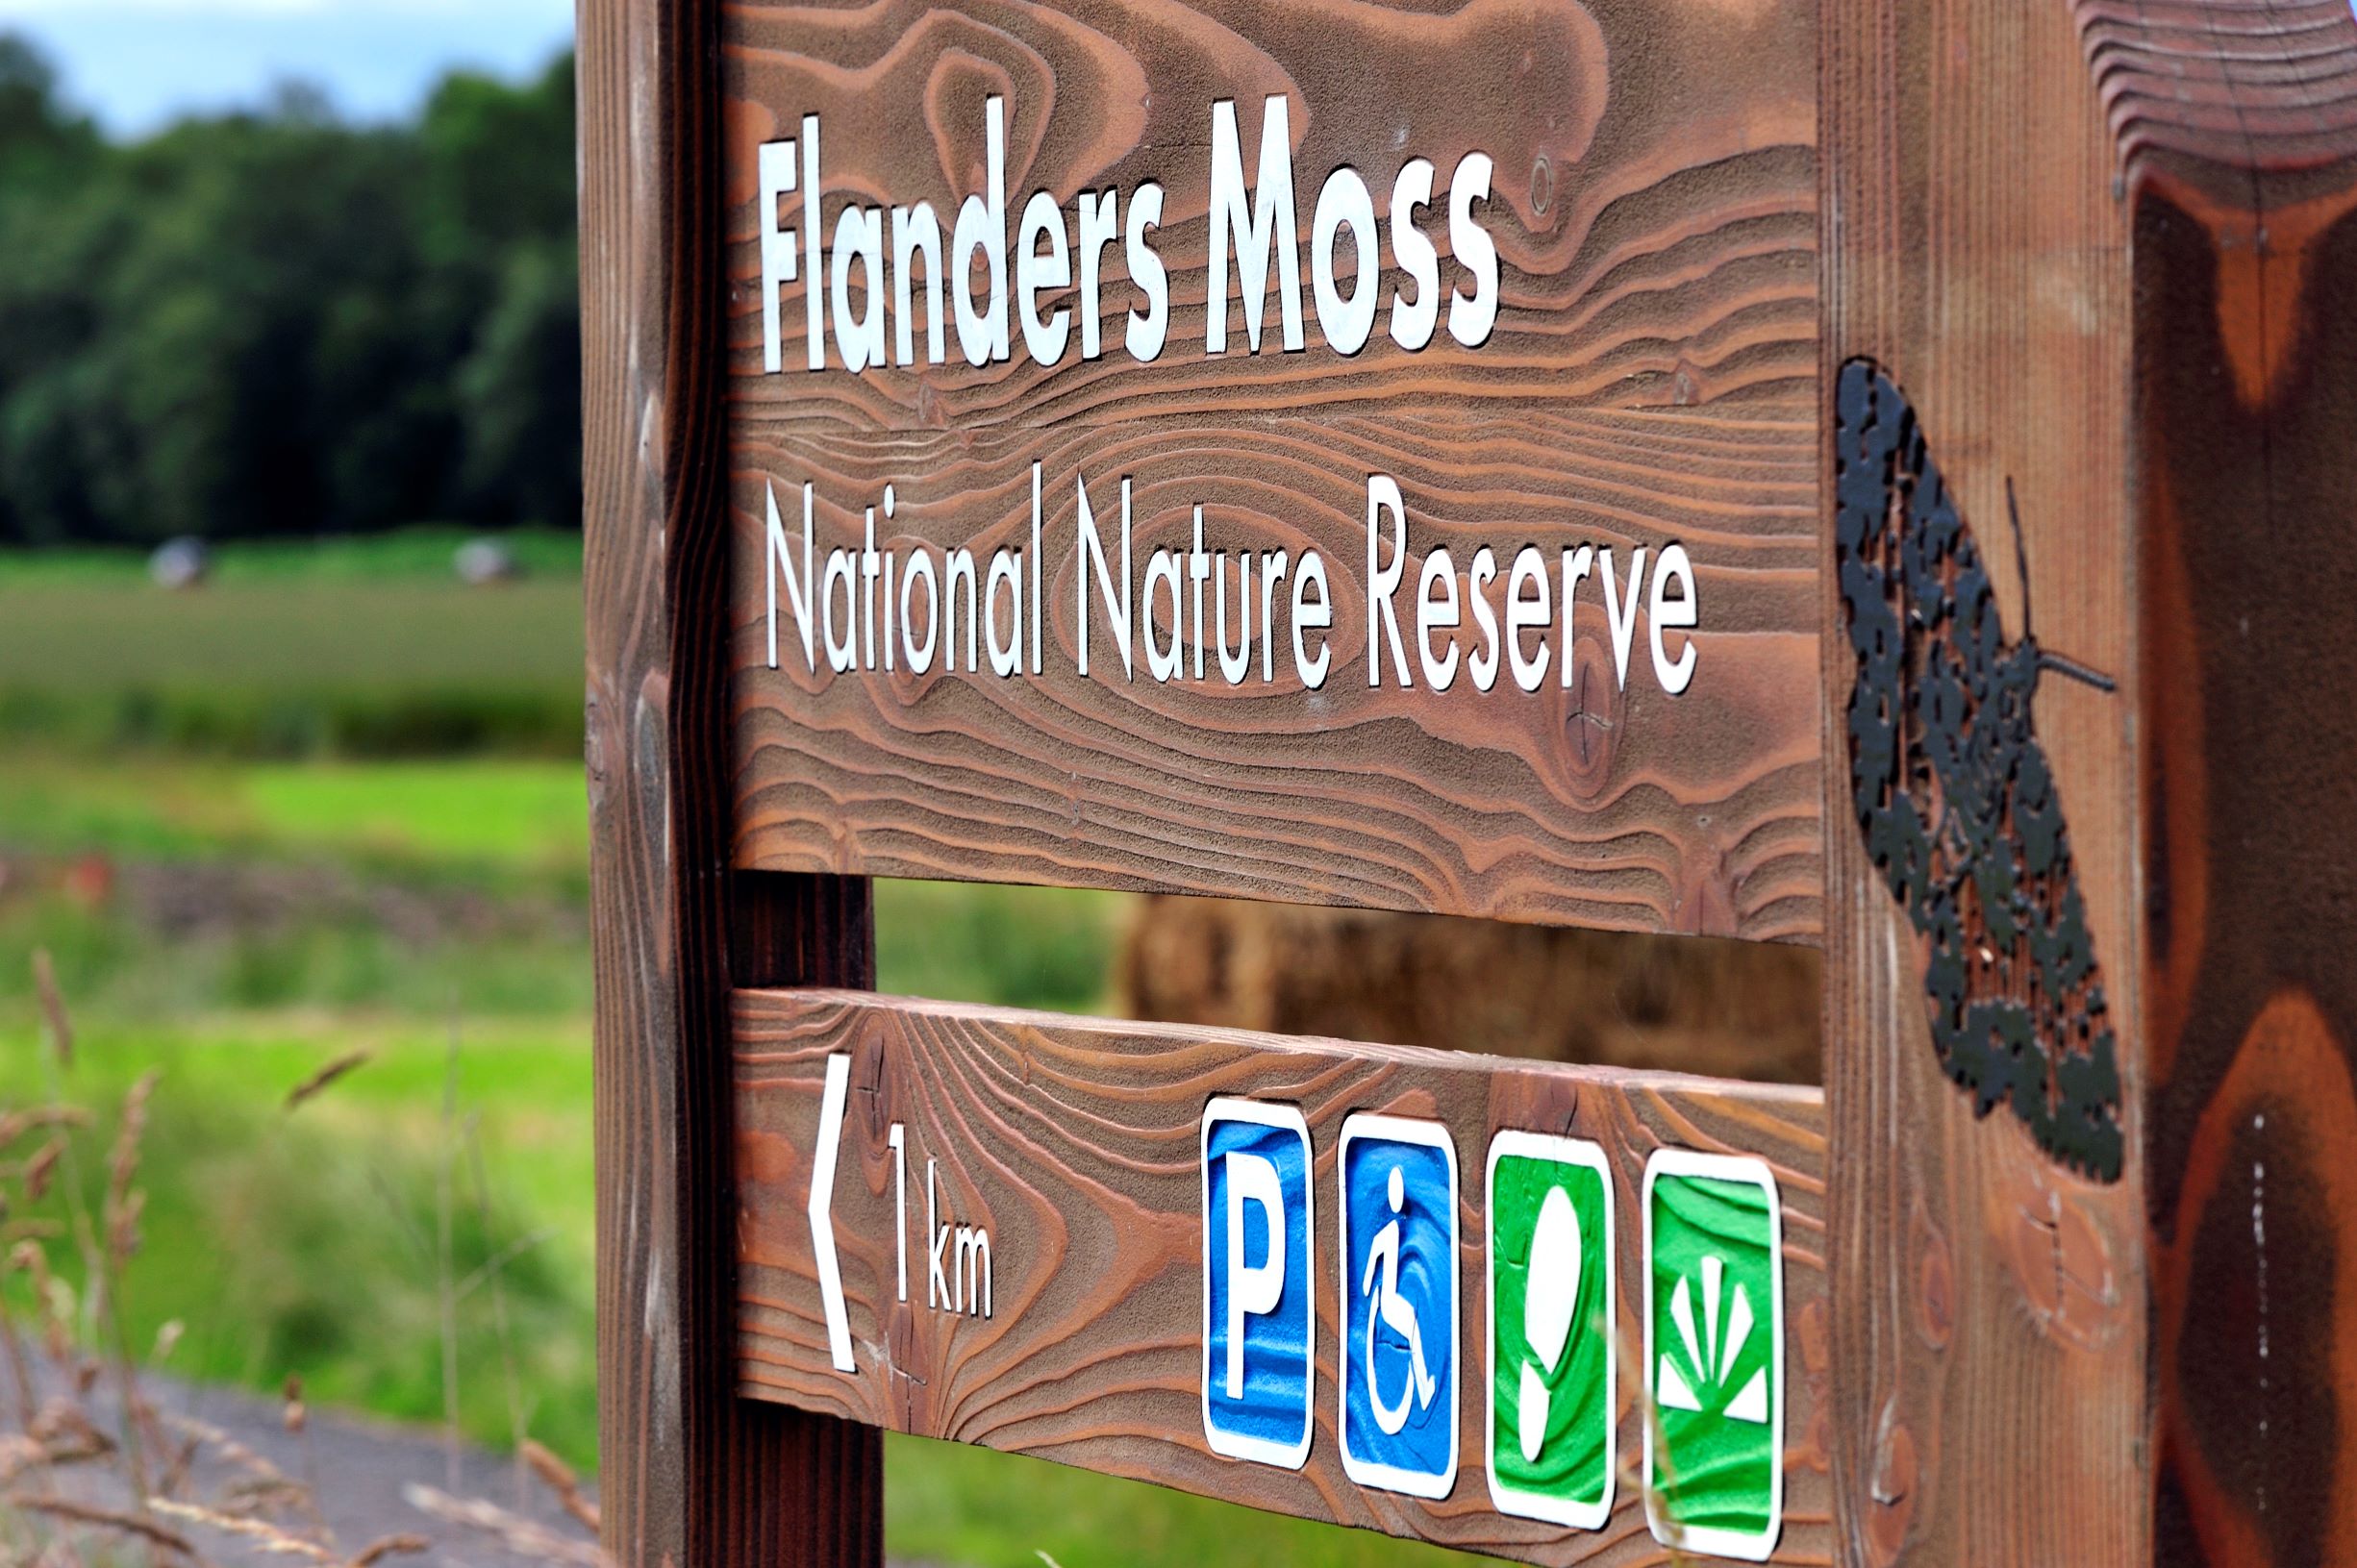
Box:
(1656, 1254), (1768, 1424)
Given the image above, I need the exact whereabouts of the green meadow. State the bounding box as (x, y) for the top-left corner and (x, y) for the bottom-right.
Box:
(0, 536), (1481, 1567)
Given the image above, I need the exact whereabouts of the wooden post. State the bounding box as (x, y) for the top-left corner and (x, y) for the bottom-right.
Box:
(1822, 2), (2357, 1563)
(2108, 6), (2357, 1560)
(587, 0), (2357, 1561)
(580, 0), (884, 1562)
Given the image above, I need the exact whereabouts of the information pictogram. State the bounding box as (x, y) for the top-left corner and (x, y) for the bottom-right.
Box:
(1201, 1098), (1316, 1467)
(1485, 1131), (1614, 1528)
(1643, 1149), (1784, 1562)
(1338, 1113), (1458, 1499)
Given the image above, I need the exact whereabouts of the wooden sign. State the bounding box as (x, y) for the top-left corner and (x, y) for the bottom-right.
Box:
(733, 989), (1829, 1564)
(719, 0), (1823, 940)
(580, 0), (2357, 1565)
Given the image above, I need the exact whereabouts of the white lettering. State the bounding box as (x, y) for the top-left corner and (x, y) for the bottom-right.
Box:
(1125, 182), (1168, 361)
(926, 1159), (951, 1308)
(1311, 166), (1378, 355)
(821, 548), (856, 673)
(1367, 475), (1411, 687)
(986, 550), (1023, 677)
(951, 96), (1010, 367)
(1388, 159), (1438, 352)
(1075, 474), (1134, 679)
(1292, 551), (1333, 689)
(758, 140), (799, 375)
(900, 548), (939, 674)
(1016, 189), (1071, 366)
(1466, 545), (1500, 692)
(1560, 544), (1592, 687)
(764, 480), (815, 671)
(1417, 546), (1462, 691)
(944, 549), (979, 672)
(887, 1123), (909, 1302)
(1144, 549), (1184, 684)
(1215, 552), (1253, 685)
(1447, 152), (1498, 349)
(1077, 188), (1119, 361)
(955, 1225), (992, 1317)
(1506, 544), (1550, 692)
(890, 203), (945, 366)
(1207, 96), (1303, 355)
(1649, 542), (1698, 694)
(800, 117), (823, 370)
(1224, 1151), (1285, 1400)
(1600, 546), (1648, 691)
(1259, 550), (1289, 683)
(830, 205), (886, 373)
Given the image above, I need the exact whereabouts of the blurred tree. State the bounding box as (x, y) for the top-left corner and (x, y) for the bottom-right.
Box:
(0, 34), (97, 175)
(425, 55), (580, 532)
(458, 236), (582, 531)
(0, 34), (580, 546)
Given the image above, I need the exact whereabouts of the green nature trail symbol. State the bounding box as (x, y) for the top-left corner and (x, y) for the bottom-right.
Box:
(1487, 1138), (1612, 1528)
(1645, 1158), (1782, 1561)
(1656, 1253), (1769, 1424)
(1516, 1185), (1580, 1457)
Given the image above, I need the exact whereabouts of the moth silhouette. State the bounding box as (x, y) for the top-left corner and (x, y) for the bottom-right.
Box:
(1833, 358), (2123, 1182)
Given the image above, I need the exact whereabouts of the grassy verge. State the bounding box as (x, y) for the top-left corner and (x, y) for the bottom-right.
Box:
(888, 1437), (1488, 1568)
(0, 1012), (598, 1465)
(0, 754), (591, 880)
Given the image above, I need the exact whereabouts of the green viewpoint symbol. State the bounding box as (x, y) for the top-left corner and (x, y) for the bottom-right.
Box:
(1484, 1132), (1614, 1529)
(1643, 1149), (1784, 1562)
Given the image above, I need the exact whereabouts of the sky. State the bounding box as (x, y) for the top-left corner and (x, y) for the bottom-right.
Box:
(0, 0), (575, 135)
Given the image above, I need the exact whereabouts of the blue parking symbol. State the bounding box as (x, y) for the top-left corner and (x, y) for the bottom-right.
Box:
(1200, 1098), (1315, 1468)
(1339, 1113), (1460, 1498)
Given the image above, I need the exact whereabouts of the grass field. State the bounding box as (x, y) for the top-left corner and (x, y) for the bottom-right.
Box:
(0, 534), (586, 756)
(0, 534), (1485, 1567)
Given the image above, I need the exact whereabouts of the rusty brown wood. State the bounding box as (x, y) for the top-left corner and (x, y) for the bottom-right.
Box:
(2081, 2), (2357, 1561)
(1822, 2), (2357, 1565)
(718, 0), (1825, 941)
(1818, 2), (2149, 1562)
(581, 0), (883, 1559)
(588, 1), (2357, 1563)
(733, 987), (1833, 1567)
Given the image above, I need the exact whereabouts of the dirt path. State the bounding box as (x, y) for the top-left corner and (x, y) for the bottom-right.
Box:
(11, 1363), (952, 1568)
(13, 1356), (597, 1568)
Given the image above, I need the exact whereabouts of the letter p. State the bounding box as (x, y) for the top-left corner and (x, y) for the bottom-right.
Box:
(1225, 1150), (1286, 1399)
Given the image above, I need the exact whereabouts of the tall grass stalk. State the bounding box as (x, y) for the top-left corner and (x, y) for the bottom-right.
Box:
(1, 957), (603, 1567)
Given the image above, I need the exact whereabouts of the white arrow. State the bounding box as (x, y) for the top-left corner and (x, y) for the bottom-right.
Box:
(810, 1052), (854, 1373)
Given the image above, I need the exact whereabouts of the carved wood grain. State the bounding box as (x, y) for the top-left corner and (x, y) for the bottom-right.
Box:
(1820, 1), (2151, 1563)
(2075, 0), (2357, 212)
(735, 988), (1833, 1567)
(719, 0), (1817, 428)
(721, 0), (1826, 940)
(2091, 3), (2357, 1559)
(582, 0), (882, 1561)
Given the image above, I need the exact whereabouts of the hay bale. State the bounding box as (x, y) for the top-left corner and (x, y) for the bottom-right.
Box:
(1116, 895), (1820, 1084)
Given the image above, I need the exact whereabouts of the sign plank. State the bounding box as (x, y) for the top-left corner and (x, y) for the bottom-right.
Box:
(735, 989), (1832, 1564)
(721, 0), (1824, 940)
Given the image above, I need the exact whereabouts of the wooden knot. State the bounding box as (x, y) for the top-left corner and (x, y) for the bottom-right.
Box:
(1557, 633), (1619, 800)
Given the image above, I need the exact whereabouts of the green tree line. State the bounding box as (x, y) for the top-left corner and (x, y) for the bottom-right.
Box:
(0, 35), (578, 546)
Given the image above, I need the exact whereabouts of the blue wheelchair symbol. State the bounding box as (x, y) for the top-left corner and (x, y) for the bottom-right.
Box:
(1339, 1113), (1459, 1497)
(1200, 1098), (1315, 1468)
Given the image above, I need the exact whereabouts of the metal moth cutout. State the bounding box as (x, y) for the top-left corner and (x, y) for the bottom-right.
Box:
(1833, 359), (2124, 1182)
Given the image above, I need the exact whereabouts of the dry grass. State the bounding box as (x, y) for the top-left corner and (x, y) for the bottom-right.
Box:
(0, 952), (605, 1568)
